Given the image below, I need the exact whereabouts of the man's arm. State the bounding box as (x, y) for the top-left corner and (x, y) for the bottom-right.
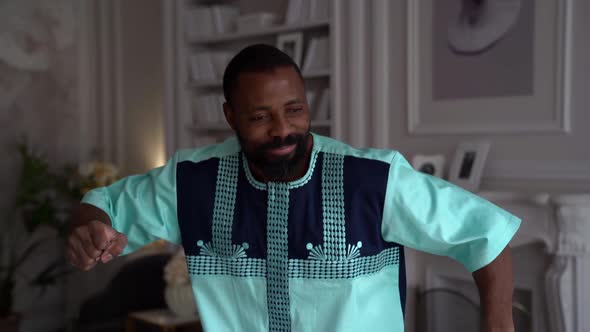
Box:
(473, 247), (515, 332)
(67, 203), (127, 271)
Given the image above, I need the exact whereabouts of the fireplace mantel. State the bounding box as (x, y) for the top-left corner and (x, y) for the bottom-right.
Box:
(423, 191), (590, 332)
(477, 192), (589, 332)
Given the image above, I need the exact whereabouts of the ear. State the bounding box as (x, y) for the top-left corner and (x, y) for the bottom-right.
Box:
(223, 102), (236, 131)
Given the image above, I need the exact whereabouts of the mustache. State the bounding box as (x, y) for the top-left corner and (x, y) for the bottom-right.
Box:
(261, 134), (303, 150)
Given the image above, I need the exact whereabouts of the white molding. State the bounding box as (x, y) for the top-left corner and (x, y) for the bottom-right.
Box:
(190, 20), (330, 44)
(371, 0), (390, 148)
(545, 256), (568, 332)
(406, 0), (572, 135)
(348, 0), (368, 147)
(163, 0), (177, 158)
(485, 160), (590, 180)
(76, 0), (96, 164)
(331, 0), (344, 141)
(98, 1), (114, 162)
(113, 1), (126, 170)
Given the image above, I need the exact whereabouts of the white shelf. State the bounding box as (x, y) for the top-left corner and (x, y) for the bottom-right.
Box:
(189, 69), (331, 89)
(189, 120), (332, 132)
(189, 20), (330, 44)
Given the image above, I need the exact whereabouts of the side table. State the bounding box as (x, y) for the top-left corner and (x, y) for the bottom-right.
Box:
(126, 309), (202, 332)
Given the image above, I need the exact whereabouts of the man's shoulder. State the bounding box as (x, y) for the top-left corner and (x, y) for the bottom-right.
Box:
(173, 136), (240, 164)
(313, 133), (399, 165)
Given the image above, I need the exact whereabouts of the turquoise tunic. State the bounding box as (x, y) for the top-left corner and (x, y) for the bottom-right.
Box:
(82, 133), (521, 331)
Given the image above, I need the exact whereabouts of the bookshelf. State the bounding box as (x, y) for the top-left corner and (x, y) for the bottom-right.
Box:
(190, 20), (330, 44)
(165, 0), (335, 150)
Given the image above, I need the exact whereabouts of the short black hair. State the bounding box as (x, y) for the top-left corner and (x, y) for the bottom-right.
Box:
(222, 44), (303, 105)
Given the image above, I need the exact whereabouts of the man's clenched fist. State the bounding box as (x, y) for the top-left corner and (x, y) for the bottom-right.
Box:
(68, 220), (128, 271)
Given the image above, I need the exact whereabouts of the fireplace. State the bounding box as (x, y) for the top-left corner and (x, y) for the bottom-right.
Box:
(418, 192), (590, 332)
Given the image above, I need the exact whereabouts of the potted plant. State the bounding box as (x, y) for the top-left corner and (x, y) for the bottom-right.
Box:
(0, 143), (119, 331)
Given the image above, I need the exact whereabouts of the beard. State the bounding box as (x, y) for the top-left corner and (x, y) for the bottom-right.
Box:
(237, 131), (310, 182)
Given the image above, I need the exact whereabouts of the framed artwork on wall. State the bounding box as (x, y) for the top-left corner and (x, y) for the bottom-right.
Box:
(448, 141), (491, 192)
(411, 154), (446, 178)
(406, 0), (572, 135)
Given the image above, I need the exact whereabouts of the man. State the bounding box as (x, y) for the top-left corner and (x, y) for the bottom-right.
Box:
(68, 44), (520, 332)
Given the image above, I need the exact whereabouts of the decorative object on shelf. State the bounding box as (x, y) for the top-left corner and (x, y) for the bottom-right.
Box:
(448, 141), (490, 192)
(277, 32), (304, 66)
(448, 0), (522, 54)
(411, 154), (446, 178)
(236, 12), (278, 32)
(407, 0), (571, 135)
(163, 248), (198, 318)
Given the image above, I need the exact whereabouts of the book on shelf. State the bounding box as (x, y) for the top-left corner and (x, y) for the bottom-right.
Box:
(193, 94), (225, 125)
(285, 0), (305, 25)
(210, 51), (233, 78)
(184, 7), (214, 40)
(236, 12), (278, 32)
(189, 51), (233, 83)
(211, 5), (239, 34)
(306, 89), (318, 112)
(185, 5), (239, 40)
(285, 0), (331, 24)
(309, 0), (331, 21)
(189, 53), (216, 82)
(313, 88), (330, 121)
(302, 36), (330, 72)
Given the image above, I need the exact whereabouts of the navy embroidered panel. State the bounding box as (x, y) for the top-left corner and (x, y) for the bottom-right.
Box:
(176, 158), (219, 256)
(287, 153), (324, 259)
(343, 155), (407, 312)
(343, 155), (399, 254)
(232, 154), (268, 259)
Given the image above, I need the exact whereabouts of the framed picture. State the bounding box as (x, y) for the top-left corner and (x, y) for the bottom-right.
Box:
(277, 32), (303, 66)
(406, 0), (572, 134)
(411, 154), (446, 178)
(448, 142), (491, 192)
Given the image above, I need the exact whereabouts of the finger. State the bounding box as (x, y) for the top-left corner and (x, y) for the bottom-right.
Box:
(89, 220), (117, 250)
(71, 235), (101, 268)
(69, 246), (95, 271)
(82, 260), (98, 271)
(101, 233), (127, 263)
(74, 227), (103, 260)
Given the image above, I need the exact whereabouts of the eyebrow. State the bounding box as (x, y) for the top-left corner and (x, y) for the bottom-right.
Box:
(252, 99), (304, 111)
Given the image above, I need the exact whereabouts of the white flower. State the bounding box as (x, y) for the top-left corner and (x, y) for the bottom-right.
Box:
(78, 162), (95, 177)
(164, 248), (190, 286)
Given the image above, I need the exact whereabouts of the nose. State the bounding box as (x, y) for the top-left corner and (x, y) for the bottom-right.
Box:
(268, 115), (292, 139)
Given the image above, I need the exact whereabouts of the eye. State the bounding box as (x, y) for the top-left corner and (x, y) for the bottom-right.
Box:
(287, 107), (304, 114)
(249, 114), (268, 122)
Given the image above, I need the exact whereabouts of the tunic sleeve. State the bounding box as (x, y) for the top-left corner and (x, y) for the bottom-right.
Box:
(81, 153), (181, 255)
(381, 152), (521, 272)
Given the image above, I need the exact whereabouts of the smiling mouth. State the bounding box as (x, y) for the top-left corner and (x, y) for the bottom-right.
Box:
(267, 144), (296, 156)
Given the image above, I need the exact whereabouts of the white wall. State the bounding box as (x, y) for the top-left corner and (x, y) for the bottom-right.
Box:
(117, 0), (167, 174)
(336, 0), (590, 193)
(333, 1), (589, 331)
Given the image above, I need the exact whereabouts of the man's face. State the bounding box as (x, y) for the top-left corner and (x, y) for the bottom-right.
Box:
(224, 66), (311, 181)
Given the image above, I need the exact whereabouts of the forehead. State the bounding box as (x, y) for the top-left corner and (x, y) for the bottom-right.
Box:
(233, 67), (304, 104)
